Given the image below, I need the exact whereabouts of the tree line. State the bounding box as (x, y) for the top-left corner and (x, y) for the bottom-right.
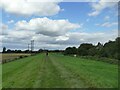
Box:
(64, 37), (120, 60)
(2, 37), (120, 60)
(2, 47), (64, 53)
(2, 48), (32, 53)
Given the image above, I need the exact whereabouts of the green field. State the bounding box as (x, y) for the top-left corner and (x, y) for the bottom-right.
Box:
(2, 53), (118, 88)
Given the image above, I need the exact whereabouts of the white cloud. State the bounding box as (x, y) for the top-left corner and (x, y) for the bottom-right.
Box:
(7, 20), (14, 24)
(1, 21), (118, 51)
(88, 0), (117, 16)
(1, 29), (117, 50)
(52, 30), (117, 45)
(56, 36), (69, 41)
(1, 18), (80, 50)
(15, 17), (80, 37)
(8, 30), (35, 40)
(96, 22), (118, 27)
(0, 0), (61, 16)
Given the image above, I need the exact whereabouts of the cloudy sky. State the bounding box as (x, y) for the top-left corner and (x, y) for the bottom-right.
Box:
(0, 0), (118, 51)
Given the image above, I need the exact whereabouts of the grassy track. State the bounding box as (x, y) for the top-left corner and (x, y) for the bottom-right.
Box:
(2, 53), (118, 88)
(50, 53), (118, 88)
(3, 54), (44, 88)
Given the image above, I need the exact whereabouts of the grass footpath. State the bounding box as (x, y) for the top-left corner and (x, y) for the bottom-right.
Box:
(2, 54), (44, 88)
(2, 53), (118, 88)
(50, 53), (118, 88)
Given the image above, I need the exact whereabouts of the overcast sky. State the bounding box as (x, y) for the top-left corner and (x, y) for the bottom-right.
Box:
(0, 0), (118, 51)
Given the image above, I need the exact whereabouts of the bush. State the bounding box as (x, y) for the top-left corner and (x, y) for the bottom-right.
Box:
(19, 56), (24, 59)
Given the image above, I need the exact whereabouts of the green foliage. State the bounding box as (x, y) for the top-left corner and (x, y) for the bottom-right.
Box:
(64, 37), (119, 60)
(2, 47), (6, 53)
(64, 47), (77, 55)
(116, 37), (120, 60)
(99, 39), (118, 59)
(78, 43), (94, 56)
(88, 47), (99, 56)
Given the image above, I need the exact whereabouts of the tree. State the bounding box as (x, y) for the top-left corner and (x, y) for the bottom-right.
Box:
(96, 42), (103, 50)
(64, 37), (119, 60)
(38, 49), (43, 53)
(2, 47), (6, 53)
(115, 37), (120, 60)
(6, 49), (12, 53)
(88, 47), (98, 56)
(98, 40), (118, 59)
(78, 43), (94, 56)
(64, 47), (77, 55)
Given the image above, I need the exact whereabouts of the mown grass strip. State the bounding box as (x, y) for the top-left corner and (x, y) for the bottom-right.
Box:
(50, 56), (86, 88)
(50, 53), (118, 88)
(34, 56), (66, 88)
(2, 54), (44, 88)
(2, 53), (118, 88)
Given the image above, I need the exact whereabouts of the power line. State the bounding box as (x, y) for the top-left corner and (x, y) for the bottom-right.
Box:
(31, 40), (34, 52)
(32, 40), (34, 51)
(28, 44), (30, 51)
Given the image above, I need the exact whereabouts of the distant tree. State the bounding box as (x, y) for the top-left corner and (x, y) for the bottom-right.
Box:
(72, 47), (77, 54)
(115, 37), (120, 60)
(78, 43), (94, 56)
(64, 37), (119, 60)
(99, 49), (108, 58)
(88, 47), (98, 56)
(6, 49), (12, 53)
(64, 47), (77, 55)
(2, 47), (6, 53)
(105, 41), (115, 58)
(98, 40), (118, 59)
(13, 50), (22, 53)
(38, 49), (43, 53)
(96, 42), (103, 50)
(24, 50), (29, 53)
(17, 50), (22, 53)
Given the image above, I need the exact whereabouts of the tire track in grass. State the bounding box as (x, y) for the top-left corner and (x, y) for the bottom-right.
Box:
(51, 54), (97, 88)
(53, 55), (114, 88)
(33, 55), (46, 88)
(33, 55), (66, 88)
(49, 55), (87, 88)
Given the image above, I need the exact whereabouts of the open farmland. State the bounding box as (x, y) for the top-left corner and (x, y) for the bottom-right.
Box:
(2, 53), (118, 88)
(1, 53), (31, 61)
